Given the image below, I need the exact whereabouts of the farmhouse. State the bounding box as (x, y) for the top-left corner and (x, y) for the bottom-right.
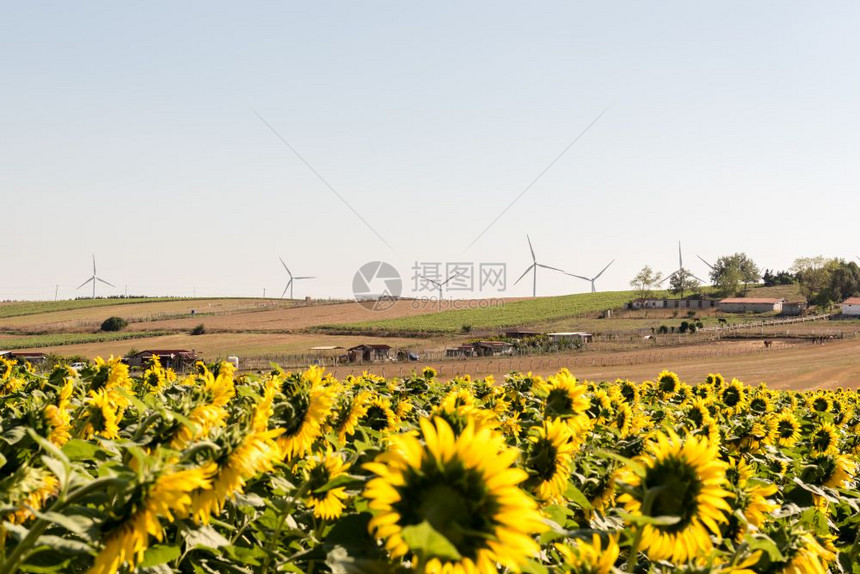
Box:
(0, 351), (47, 363)
(718, 298), (784, 314)
(445, 345), (477, 358)
(127, 349), (198, 370)
(629, 298), (718, 310)
(840, 297), (860, 317)
(347, 344), (392, 363)
(547, 332), (593, 344)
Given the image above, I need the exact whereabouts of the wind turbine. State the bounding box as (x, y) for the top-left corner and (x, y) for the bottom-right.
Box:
(279, 257), (315, 299)
(659, 242), (706, 286)
(76, 255), (116, 299)
(697, 255), (715, 271)
(567, 260), (615, 293)
(419, 269), (466, 309)
(513, 235), (568, 297)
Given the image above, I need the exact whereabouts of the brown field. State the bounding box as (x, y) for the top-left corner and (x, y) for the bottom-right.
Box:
(323, 338), (860, 391)
(121, 298), (521, 333)
(20, 332), (436, 359)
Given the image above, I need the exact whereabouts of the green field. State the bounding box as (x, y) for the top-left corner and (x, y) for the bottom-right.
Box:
(0, 330), (170, 350)
(0, 297), (195, 319)
(323, 290), (663, 333)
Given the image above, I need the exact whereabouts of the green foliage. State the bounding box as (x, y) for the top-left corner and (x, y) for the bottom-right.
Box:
(709, 253), (761, 297)
(100, 316), (128, 332)
(190, 323), (206, 336)
(668, 269), (700, 298)
(630, 266), (663, 299)
(0, 331), (169, 351)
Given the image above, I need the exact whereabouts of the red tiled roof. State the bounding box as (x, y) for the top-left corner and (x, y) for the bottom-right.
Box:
(842, 297), (860, 305)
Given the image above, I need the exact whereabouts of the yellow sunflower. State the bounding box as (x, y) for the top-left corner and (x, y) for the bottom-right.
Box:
(616, 430), (732, 563)
(276, 370), (335, 459)
(656, 370), (681, 396)
(88, 463), (215, 574)
(364, 418), (546, 573)
(542, 369), (591, 435)
(774, 411), (801, 447)
(523, 419), (576, 503)
(719, 379), (747, 414)
(555, 533), (619, 574)
(809, 421), (839, 455)
(81, 388), (121, 440)
(304, 450), (351, 520)
(3, 466), (60, 525)
(189, 429), (282, 523)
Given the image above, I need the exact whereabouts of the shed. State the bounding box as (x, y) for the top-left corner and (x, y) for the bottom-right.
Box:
(718, 298), (784, 314)
(503, 329), (542, 339)
(2, 351), (48, 363)
(840, 297), (860, 317)
(780, 301), (808, 316)
(347, 344), (392, 363)
(472, 341), (514, 357)
(445, 345), (477, 358)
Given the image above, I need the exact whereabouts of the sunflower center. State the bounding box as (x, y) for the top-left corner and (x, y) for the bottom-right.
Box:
(395, 464), (495, 560)
(812, 398), (828, 412)
(546, 389), (574, 417)
(362, 405), (391, 431)
(722, 387), (741, 407)
(778, 420), (796, 438)
(643, 456), (701, 532)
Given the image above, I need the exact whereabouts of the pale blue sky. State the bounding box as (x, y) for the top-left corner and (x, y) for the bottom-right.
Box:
(2, 2), (859, 300)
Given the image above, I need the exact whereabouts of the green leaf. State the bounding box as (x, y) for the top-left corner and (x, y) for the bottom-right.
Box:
(27, 508), (95, 537)
(563, 484), (593, 511)
(400, 521), (462, 562)
(140, 544), (181, 568)
(34, 535), (92, 554)
(314, 474), (363, 495)
(62, 439), (109, 461)
(184, 526), (231, 550)
(745, 534), (785, 562)
(593, 449), (644, 477)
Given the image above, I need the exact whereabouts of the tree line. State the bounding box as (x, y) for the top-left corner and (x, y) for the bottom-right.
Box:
(629, 254), (860, 308)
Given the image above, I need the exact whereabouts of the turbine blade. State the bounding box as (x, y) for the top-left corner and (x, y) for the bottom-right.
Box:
(96, 278), (116, 288)
(658, 271), (678, 286)
(441, 269), (466, 286)
(566, 273), (591, 281)
(537, 263), (567, 274)
(281, 280), (292, 298)
(594, 259), (615, 279)
(293, 276), (315, 280)
(92, 254), (96, 275)
(77, 277), (94, 290)
(697, 255), (715, 270)
(678, 241), (683, 268)
(513, 264), (535, 286)
(418, 275), (441, 288)
(526, 235), (536, 262)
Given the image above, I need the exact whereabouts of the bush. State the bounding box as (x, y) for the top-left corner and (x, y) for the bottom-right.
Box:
(191, 324), (206, 336)
(461, 324), (472, 334)
(100, 316), (128, 332)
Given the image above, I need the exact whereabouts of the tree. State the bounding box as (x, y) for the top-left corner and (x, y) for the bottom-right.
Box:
(791, 256), (836, 307)
(710, 253), (761, 296)
(668, 269), (700, 298)
(822, 260), (860, 305)
(100, 316), (128, 332)
(762, 269), (796, 286)
(630, 266), (663, 298)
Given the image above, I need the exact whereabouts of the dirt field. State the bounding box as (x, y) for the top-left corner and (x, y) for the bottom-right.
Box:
(19, 332), (436, 359)
(321, 338), (860, 391)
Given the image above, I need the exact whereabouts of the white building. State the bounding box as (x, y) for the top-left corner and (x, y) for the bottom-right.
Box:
(840, 297), (860, 316)
(547, 332), (593, 344)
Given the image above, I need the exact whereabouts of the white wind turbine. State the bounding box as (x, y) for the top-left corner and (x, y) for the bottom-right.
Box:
(567, 260), (615, 293)
(279, 257), (315, 299)
(513, 235), (569, 297)
(659, 241), (706, 286)
(419, 269), (466, 309)
(77, 255), (116, 299)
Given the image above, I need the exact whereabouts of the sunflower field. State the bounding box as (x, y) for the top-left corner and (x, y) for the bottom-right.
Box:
(0, 355), (858, 574)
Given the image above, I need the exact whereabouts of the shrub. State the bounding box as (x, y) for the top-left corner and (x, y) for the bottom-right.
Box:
(100, 316), (128, 332)
(461, 324), (472, 334)
(191, 324), (206, 336)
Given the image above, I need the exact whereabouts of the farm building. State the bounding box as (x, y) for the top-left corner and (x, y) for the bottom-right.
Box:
(629, 298), (718, 310)
(503, 329), (542, 339)
(840, 297), (860, 317)
(347, 344), (392, 363)
(446, 345), (477, 358)
(127, 349), (198, 370)
(471, 341), (514, 357)
(780, 301), (808, 316)
(718, 298), (784, 314)
(547, 332), (593, 344)
(0, 351), (47, 363)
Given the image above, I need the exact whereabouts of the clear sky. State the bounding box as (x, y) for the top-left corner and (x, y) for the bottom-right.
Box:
(2, 2), (859, 301)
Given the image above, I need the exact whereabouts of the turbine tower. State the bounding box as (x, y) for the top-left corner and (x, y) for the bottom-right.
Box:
(77, 255), (116, 299)
(419, 270), (465, 309)
(513, 235), (568, 297)
(567, 260), (615, 293)
(279, 257), (315, 299)
(659, 241), (705, 286)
